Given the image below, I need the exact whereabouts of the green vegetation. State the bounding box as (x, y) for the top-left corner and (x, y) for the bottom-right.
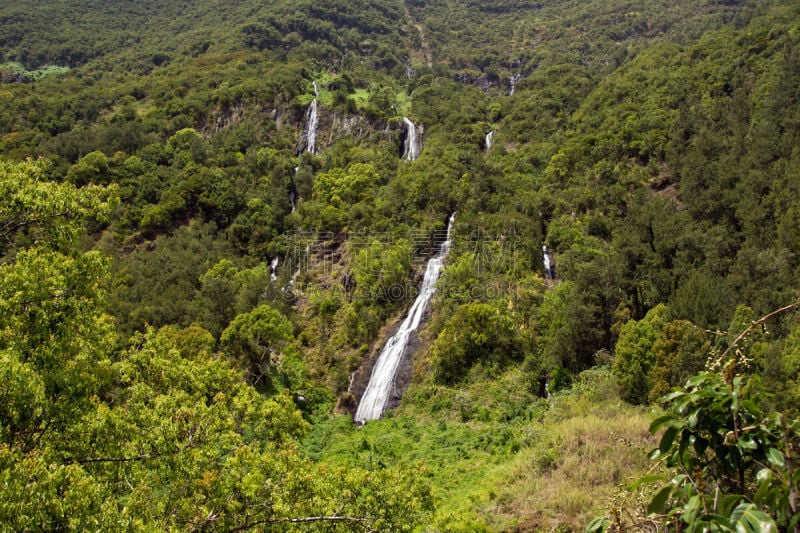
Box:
(591, 370), (800, 532)
(0, 61), (69, 81)
(309, 367), (654, 530)
(2, 0), (800, 529)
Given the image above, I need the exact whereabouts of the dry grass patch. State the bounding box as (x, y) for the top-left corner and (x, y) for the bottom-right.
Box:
(480, 375), (656, 531)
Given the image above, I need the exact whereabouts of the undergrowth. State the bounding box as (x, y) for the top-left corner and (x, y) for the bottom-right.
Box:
(305, 366), (655, 531)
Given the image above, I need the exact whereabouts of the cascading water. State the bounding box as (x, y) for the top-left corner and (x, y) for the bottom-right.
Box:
(354, 214), (456, 424)
(543, 245), (555, 280)
(485, 130), (494, 150)
(270, 257), (279, 282)
(305, 99), (319, 154)
(402, 117), (422, 161)
(509, 73), (523, 96)
(290, 166), (299, 213)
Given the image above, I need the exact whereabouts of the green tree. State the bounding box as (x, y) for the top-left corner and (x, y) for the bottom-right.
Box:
(431, 301), (518, 384)
(612, 304), (668, 404)
(646, 374), (798, 531)
(0, 158), (116, 256)
(65, 150), (110, 186)
(589, 373), (798, 532)
(648, 320), (710, 402)
(1, 159), (434, 530)
(776, 321), (800, 409)
(221, 304), (294, 386)
(351, 238), (412, 306)
(537, 281), (603, 374)
(313, 162), (382, 206)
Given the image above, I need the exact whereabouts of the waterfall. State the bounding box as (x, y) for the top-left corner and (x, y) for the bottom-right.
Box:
(543, 245), (555, 280)
(355, 213), (456, 424)
(305, 99), (319, 154)
(485, 130), (494, 151)
(402, 117), (422, 161)
(509, 73), (523, 96)
(290, 166), (299, 213)
(270, 257), (279, 282)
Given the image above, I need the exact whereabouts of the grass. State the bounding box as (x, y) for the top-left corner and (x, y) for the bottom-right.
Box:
(395, 90), (411, 116)
(304, 366), (656, 531)
(486, 407), (654, 530)
(296, 77), (410, 117)
(349, 88), (370, 109)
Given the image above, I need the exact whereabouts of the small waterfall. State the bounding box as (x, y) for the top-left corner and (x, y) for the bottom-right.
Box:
(485, 130), (494, 151)
(543, 245), (555, 280)
(355, 214), (456, 424)
(290, 166), (300, 213)
(270, 257), (279, 282)
(509, 73), (523, 96)
(402, 117), (422, 161)
(304, 99), (319, 154)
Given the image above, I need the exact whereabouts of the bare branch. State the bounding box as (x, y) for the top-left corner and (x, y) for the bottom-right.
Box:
(712, 299), (800, 371)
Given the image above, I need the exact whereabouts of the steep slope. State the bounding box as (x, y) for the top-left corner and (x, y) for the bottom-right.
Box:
(2, 0), (800, 529)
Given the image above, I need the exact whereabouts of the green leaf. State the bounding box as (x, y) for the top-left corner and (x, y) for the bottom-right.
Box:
(766, 448), (784, 469)
(648, 448), (662, 460)
(687, 409), (700, 428)
(628, 474), (666, 491)
(660, 425), (679, 453)
(650, 414), (676, 433)
(740, 399), (760, 415)
(732, 503), (778, 533)
(658, 390), (686, 403)
(737, 437), (758, 451)
(674, 395), (695, 415)
(684, 494), (702, 523)
(719, 494), (744, 516)
(648, 485), (673, 515)
(756, 468), (773, 484)
(708, 514), (735, 530)
(585, 516), (610, 533)
(686, 373), (712, 387)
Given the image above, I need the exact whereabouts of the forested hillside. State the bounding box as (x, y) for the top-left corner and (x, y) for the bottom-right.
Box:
(2, 0), (800, 530)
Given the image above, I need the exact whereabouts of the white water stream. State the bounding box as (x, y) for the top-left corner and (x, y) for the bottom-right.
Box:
(270, 257), (279, 282)
(305, 99), (319, 154)
(355, 214), (456, 424)
(402, 117), (421, 161)
(543, 245), (555, 280)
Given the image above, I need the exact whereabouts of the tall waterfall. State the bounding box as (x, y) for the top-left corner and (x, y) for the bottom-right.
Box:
(304, 99), (319, 154)
(543, 245), (555, 280)
(402, 117), (422, 161)
(485, 130), (494, 150)
(355, 214), (456, 424)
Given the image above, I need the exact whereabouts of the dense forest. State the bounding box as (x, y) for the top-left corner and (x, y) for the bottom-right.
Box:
(2, 0), (800, 530)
